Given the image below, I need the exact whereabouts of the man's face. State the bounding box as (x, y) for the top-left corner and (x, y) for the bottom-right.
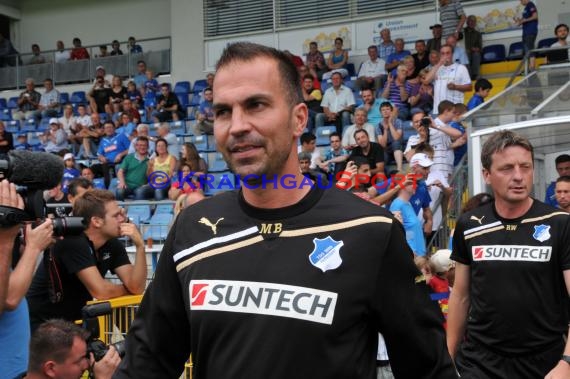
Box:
(429, 51), (440, 65)
(138, 127), (149, 137)
(57, 41), (64, 50)
(556, 26), (569, 40)
(299, 159), (310, 173)
(331, 73), (342, 88)
(330, 136), (341, 151)
(123, 100), (132, 110)
(395, 39), (404, 52)
(432, 26), (442, 38)
(467, 16), (477, 29)
(81, 168), (94, 181)
(556, 161), (570, 177)
(204, 89), (213, 102)
(32, 45), (40, 55)
(302, 78), (313, 91)
(90, 113), (100, 125)
(357, 163), (371, 178)
(99, 201), (125, 238)
(354, 111), (366, 126)
(380, 106), (392, 119)
(25, 81), (34, 91)
(50, 337), (90, 379)
(309, 43), (318, 53)
(555, 181), (570, 210)
(483, 146), (534, 205)
(302, 139), (316, 153)
(137, 62), (146, 74)
(412, 113), (425, 131)
(412, 164), (430, 179)
(207, 74), (215, 87)
(104, 123), (115, 136)
(415, 41), (426, 54)
(355, 132), (370, 148)
(368, 47), (378, 60)
(213, 57), (306, 180)
(44, 80), (53, 91)
(135, 140), (149, 156)
(361, 90), (374, 105)
(160, 86), (170, 96)
(381, 29), (391, 43)
(440, 47), (453, 65)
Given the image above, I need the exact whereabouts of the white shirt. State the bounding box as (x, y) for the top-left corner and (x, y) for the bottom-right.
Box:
(342, 123), (377, 148)
(297, 145), (322, 170)
(426, 170), (450, 231)
(54, 50), (70, 63)
(358, 58), (387, 78)
(430, 118), (454, 177)
(404, 134), (422, 155)
(432, 63), (471, 114)
(75, 115), (92, 128)
(58, 115), (77, 135)
(321, 85), (356, 113)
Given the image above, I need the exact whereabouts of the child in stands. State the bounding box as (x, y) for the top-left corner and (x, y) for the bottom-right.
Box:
(143, 70), (159, 118)
(450, 103), (468, 166)
(466, 78), (493, 110)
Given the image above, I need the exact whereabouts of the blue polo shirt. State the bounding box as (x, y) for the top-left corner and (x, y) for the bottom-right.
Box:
(390, 197), (426, 256)
(409, 180), (431, 215)
(98, 133), (130, 162)
(386, 50), (411, 76)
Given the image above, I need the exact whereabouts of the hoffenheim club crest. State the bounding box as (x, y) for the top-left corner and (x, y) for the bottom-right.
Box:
(533, 224), (551, 242)
(309, 236), (344, 272)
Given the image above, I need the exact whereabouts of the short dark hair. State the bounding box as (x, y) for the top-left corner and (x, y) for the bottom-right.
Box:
(68, 177), (93, 197)
(137, 60), (146, 65)
(203, 87), (213, 93)
(300, 132), (316, 145)
(474, 78), (493, 92)
(367, 45), (378, 51)
(380, 101), (393, 110)
(556, 175), (570, 184)
(215, 42), (302, 106)
(335, 37), (343, 44)
(354, 128), (369, 139)
(555, 154), (570, 166)
(438, 100), (454, 114)
(309, 41), (318, 47)
(555, 23), (569, 34)
(73, 189), (116, 223)
(350, 156), (369, 169)
(44, 78), (53, 84)
(329, 132), (341, 140)
(155, 137), (168, 148)
(302, 74), (314, 81)
(298, 151), (312, 161)
(481, 130), (534, 171)
(28, 319), (89, 373)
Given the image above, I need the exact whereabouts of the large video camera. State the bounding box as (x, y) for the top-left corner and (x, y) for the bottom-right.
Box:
(81, 302), (126, 362)
(0, 150), (84, 236)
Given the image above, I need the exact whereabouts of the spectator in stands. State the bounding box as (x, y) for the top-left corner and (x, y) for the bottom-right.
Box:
(320, 132), (348, 176)
(342, 108), (376, 150)
(116, 136), (151, 201)
(59, 105), (78, 153)
(356, 45), (386, 92)
(133, 60), (147, 89)
(0, 181), (52, 379)
(0, 33), (19, 67)
(38, 78), (61, 119)
(555, 176), (570, 212)
(128, 36), (143, 54)
(426, 49), (441, 71)
(97, 44), (109, 58)
(79, 112), (103, 159)
(424, 44), (472, 114)
(316, 71), (355, 135)
(40, 118), (68, 155)
(299, 151), (329, 186)
(27, 189), (147, 330)
(198, 73), (216, 102)
(54, 40), (70, 63)
(152, 83), (185, 122)
(446, 35), (469, 65)
(116, 112), (136, 138)
(94, 65), (113, 86)
(28, 44), (46, 65)
(358, 88), (390, 127)
(377, 28), (396, 61)
(377, 102), (404, 172)
(80, 166), (95, 182)
(403, 55), (419, 81)
(110, 40), (123, 56)
(0, 120), (14, 154)
(143, 73), (159, 118)
(349, 129), (385, 176)
(515, 0), (539, 71)
(405, 112), (431, 162)
(408, 152), (434, 237)
(450, 103), (468, 166)
(428, 100), (464, 178)
(545, 154), (570, 207)
(15, 133), (31, 151)
(117, 98), (140, 125)
(97, 121), (131, 187)
(306, 41), (327, 80)
(180, 142), (207, 174)
(169, 163), (206, 202)
(69, 37), (89, 60)
(381, 64), (410, 120)
(427, 25), (444, 55)
(109, 76), (127, 115)
(193, 87), (214, 135)
(13, 78), (41, 123)
(389, 177), (426, 256)
(126, 81), (143, 110)
(409, 68), (434, 115)
(67, 178), (93, 211)
(297, 132), (321, 170)
(156, 122), (180, 158)
(128, 123), (155, 156)
(439, 0), (466, 40)
(283, 50), (304, 68)
(45, 182), (71, 217)
(61, 153), (80, 194)
(144, 137), (178, 200)
(27, 319), (120, 379)
(464, 15), (482, 79)
(88, 76), (112, 115)
(548, 23), (569, 63)
(466, 78), (493, 110)
(385, 38), (411, 77)
(302, 74), (322, 132)
(412, 40), (430, 76)
(322, 37), (349, 80)
(299, 65), (320, 90)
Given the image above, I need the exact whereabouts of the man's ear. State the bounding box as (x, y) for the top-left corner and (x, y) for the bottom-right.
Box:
(291, 103), (309, 138)
(44, 360), (57, 377)
(482, 168), (491, 185)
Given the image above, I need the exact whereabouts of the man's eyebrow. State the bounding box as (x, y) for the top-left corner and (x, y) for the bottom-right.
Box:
(213, 94), (273, 111)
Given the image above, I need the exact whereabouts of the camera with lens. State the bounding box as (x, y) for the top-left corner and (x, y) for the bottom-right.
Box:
(421, 117), (431, 128)
(82, 302), (126, 362)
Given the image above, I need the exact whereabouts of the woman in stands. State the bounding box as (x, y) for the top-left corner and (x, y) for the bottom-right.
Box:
(322, 37), (349, 80)
(180, 142), (208, 175)
(409, 68), (434, 116)
(87, 76), (111, 116)
(169, 162), (205, 201)
(109, 75), (128, 115)
(146, 138), (177, 200)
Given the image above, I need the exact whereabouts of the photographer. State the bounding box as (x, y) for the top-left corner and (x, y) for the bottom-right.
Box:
(27, 319), (120, 379)
(0, 179), (54, 378)
(27, 189), (147, 331)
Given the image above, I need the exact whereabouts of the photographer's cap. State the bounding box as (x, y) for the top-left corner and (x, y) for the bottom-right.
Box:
(430, 24), (442, 29)
(410, 153), (434, 168)
(430, 249), (453, 273)
(49, 117), (59, 125)
(63, 153), (74, 161)
(96, 65), (105, 71)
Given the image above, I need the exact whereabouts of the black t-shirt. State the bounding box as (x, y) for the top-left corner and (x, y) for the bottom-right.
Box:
(27, 235), (131, 325)
(91, 87), (111, 113)
(349, 142), (385, 170)
(110, 86), (127, 104)
(0, 131), (14, 154)
(156, 92), (183, 115)
(452, 200), (570, 354)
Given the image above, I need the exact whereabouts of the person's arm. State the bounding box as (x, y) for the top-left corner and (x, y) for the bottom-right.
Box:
(4, 220), (53, 310)
(423, 207), (433, 235)
(371, 161), (385, 176)
(168, 156), (177, 177)
(447, 81), (472, 93)
(116, 167), (127, 189)
(385, 57), (399, 71)
(371, 184), (400, 206)
(76, 266), (129, 299)
(424, 61), (443, 84)
(544, 270), (570, 378)
(447, 262), (470, 359)
(389, 118), (403, 141)
(91, 345), (121, 379)
(430, 119), (463, 139)
(377, 123), (388, 148)
(114, 223), (147, 295)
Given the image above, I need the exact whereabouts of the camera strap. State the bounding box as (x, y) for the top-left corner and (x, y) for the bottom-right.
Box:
(45, 247), (64, 304)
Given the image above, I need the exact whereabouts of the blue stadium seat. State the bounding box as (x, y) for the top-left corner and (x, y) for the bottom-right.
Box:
(37, 118), (50, 132)
(126, 203), (152, 223)
(70, 91), (87, 105)
(482, 44), (506, 63)
(507, 42), (524, 60)
(0, 98), (6, 109)
(321, 80), (330, 93)
(170, 120), (186, 136)
(343, 78), (356, 90)
(92, 178), (106, 189)
(177, 93), (189, 109)
(186, 106), (196, 121)
(203, 172), (235, 196)
(189, 94), (201, 106)
(143, 213), (173, 241)
(315, 125), (336, 146)
(0, 108), (11, 121)
(345, 63), (356, 77)
(5, 120), (19, 133)
(59, 92), (70, 105)
(7, 97), (18, 109)
(208, 152), (229, 172)
(154, 203), (174, 215)
(192, 79), (208, 94)
(174, 81), (191, 95)
(191, 134), (211, 152)
(108, 177), (118, 193)
(21, 119), (37, 132)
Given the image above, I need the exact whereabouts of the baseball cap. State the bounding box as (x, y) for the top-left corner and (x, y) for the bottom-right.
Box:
(96, 65), (105, 71)
(17, 133), (27, 138)
(49, 117), (59, 125)
(430, 249), (453, 273)
(63, 153), (74, 161)
(430, 24), (442, 29)
(410, 153), (434, 167)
